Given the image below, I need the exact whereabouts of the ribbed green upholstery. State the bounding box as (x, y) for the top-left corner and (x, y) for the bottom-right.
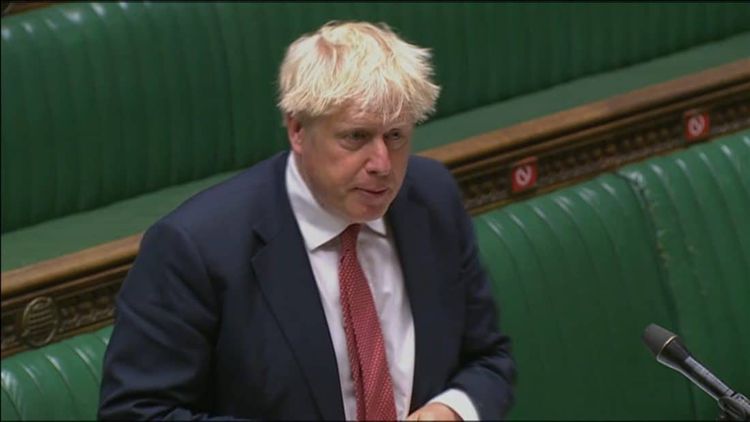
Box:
(3, 2), (749, 233)
(3, 30), (749, 272)
(476, 174), (692, 419)
(2, 133), (748, 420)
(475, 130), (750, 419)
(412, 31), (750, 151)
(1, 326), (111, 421)
(617, 135), (750, 418)
(1, 2), (286, 233)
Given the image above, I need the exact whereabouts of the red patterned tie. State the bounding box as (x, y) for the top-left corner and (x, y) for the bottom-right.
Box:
(338, 224), (397, 421)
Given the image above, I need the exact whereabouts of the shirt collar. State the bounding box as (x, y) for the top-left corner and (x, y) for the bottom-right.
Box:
(285, 153), (387, 251)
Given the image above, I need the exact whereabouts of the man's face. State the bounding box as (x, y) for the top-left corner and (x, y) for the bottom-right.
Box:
(287, 107), (413, 222)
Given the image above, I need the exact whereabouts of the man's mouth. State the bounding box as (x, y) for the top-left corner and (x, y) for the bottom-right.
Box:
(355, 187), (389, 197)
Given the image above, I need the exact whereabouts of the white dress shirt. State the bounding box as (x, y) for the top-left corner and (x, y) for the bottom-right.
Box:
(285, 153), (479, 421)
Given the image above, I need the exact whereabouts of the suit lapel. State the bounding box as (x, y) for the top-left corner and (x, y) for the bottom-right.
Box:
(250, 154), (344, 420)
(388, 179), (445, 412)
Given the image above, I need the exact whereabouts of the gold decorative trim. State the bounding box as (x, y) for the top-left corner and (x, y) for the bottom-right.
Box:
(460, 92), (749, 214)
(2, 59), (749, 358)
(20, 297), (59, 348)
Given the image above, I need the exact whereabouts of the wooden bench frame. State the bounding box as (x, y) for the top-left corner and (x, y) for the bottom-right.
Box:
(2, 58), (749, 358)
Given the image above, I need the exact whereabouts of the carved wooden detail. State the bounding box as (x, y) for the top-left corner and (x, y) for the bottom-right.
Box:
(2, 59), (749, 358)
(2, 236), (138, 358)
(457, 93), (749, 214)
(2, 268), (126, 357)
(20, 296), (60, 347)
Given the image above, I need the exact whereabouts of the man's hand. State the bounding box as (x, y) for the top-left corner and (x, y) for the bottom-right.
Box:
(406, 402), (462, 421)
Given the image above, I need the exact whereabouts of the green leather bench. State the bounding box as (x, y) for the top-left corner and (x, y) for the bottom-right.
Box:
(477, 131), (750, 419)
(3, 2), (750, 271)
(2, 2), (749, 420)
(3, 131), (748, 420)
(1, 327), (112, 420)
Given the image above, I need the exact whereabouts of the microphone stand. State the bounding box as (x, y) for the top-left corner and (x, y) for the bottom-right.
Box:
(642, 324), (750, 421)
(718, 393), (750, 421)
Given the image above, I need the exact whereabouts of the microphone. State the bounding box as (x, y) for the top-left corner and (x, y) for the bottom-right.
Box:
(642, 323), (750, 421)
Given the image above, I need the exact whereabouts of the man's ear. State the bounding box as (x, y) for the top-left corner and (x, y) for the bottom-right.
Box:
(285, 113), (305, 154)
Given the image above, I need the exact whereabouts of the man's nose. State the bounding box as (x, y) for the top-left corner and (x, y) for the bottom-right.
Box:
(365, 138), (392, 176)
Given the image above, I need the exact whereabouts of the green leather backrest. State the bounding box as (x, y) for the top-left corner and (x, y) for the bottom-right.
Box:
(3, 2), (749, 233)
(477, 131), (750, 419)
(1, 326), (112, 421)
(476, 174), (693, 419)
(617, 134), (750, 418)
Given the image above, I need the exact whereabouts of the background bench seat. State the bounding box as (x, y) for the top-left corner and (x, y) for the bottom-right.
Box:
(3, 30), (749, 271)
(477, 130), (749, 419)
(1, 326), (111, 421)
(3, 2), (749, 271)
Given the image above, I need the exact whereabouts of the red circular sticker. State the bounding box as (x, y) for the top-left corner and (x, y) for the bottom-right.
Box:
(684, 112), (711, 142)
(511, 158), (538, 193)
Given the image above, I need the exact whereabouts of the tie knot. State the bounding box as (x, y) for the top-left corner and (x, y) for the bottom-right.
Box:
(340, 224), (361, 253)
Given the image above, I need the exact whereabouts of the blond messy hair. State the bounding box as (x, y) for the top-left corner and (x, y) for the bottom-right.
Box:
(278, 20), (441, 125)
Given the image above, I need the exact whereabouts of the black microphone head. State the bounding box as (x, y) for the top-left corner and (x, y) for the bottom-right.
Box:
(643, 324), (676, 356)
(643, 324), (733, 402)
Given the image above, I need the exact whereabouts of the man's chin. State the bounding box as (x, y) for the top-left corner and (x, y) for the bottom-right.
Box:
(345, 204), (390, 223)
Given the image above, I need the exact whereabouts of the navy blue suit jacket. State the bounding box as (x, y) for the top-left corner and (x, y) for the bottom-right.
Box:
(99, 152), (515, 420)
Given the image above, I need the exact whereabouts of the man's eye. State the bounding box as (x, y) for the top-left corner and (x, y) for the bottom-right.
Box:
(385, 130), (408, 148)
(339, 131), (370, 150)
(348, 131), (369, 141)
(386, 131), (402, 142)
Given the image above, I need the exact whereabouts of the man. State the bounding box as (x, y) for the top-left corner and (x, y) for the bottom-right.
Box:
(99, 21), (515, 420)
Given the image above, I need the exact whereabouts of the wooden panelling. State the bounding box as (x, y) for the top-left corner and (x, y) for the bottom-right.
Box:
(2, 235), (139, 357)
(1, 1), (55, 17)
(420, 59), (750, 214)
